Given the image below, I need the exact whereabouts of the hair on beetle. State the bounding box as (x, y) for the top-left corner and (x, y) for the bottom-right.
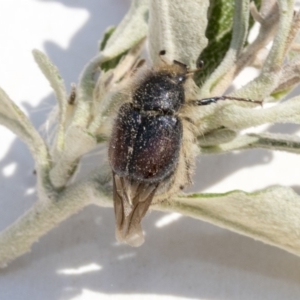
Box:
(108, 50), (262, 247)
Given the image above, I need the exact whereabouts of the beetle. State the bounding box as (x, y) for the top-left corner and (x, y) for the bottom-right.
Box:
(108, 51), (261, 246)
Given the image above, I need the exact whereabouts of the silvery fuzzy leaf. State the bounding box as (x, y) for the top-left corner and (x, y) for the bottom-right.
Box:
(157, 186), (300, 256)
(101, 0), (148, 59)
(32, 49), (67, 152)
(200, 133), (300, 154)
(77, 0), (149, 106)
(231, 0), (295, 100)
(216, 96), (300, 131)
(0, 87), (49, 169)
(148, 0), (209, 68)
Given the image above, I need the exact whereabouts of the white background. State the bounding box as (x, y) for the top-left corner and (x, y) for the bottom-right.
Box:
(1, 1), (300, 299)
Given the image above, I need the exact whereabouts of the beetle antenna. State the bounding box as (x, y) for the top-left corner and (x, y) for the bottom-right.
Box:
(194, 95), (263, 106)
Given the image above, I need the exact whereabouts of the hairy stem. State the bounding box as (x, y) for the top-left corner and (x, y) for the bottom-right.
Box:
(0, 169), (111, 267)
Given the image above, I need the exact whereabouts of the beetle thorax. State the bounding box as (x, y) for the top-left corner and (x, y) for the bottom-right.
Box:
(132, 71), (186, 114)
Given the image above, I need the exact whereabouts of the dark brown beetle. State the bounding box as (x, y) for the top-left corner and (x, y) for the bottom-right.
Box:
(108, 51), (261, 246)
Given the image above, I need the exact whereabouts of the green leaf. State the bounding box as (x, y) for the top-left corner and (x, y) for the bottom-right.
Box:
(99, 26), (128, 72)
(195, 0), (235, 85)
(199, 0), (251, 96)
(99, 26), (116, 51)
(195, 0), (261, 86)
